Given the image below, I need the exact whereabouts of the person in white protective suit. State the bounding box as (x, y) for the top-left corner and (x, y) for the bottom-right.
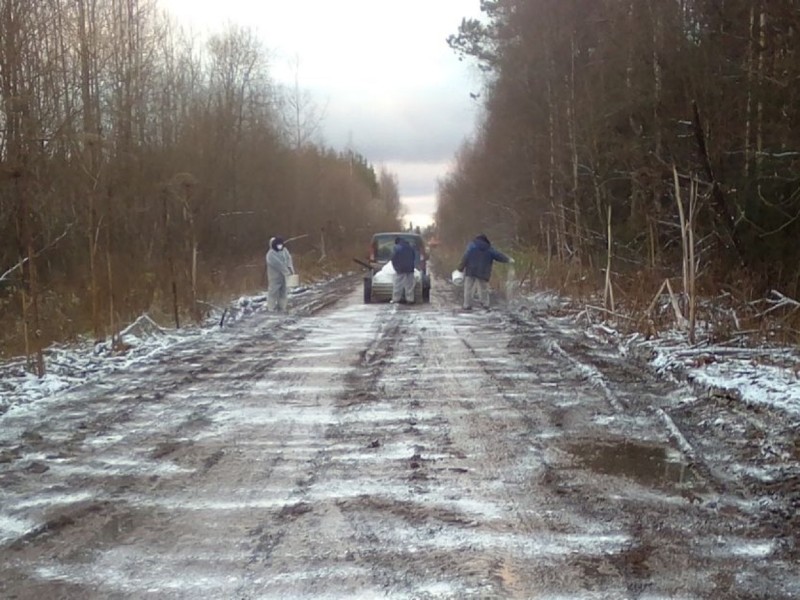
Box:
(265, 236), (295, 311)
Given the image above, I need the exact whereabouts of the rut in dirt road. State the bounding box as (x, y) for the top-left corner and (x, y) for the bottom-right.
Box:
(1, 280), (798, 599)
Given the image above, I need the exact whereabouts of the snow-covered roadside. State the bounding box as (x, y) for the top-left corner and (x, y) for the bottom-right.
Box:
(4, 281), (799, 426)
(0, 285), (318, 415)
(600, 324), (800, 421)
(513, 290), (800, 421)
(640, 336), (800, 419)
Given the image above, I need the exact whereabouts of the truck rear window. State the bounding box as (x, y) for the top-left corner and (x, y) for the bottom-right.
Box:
(372, 235), (425, 264)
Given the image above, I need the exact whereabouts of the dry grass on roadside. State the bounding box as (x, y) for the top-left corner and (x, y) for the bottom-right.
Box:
(509, 251), (800, 346)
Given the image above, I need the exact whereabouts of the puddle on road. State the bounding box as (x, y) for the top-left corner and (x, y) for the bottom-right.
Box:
(568, 440), (700, 489)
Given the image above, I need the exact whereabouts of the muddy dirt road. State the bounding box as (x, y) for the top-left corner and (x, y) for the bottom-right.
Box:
(1, 276), (798, 599)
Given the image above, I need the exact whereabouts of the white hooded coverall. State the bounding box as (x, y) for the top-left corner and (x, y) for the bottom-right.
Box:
(266, 240), (294, 311)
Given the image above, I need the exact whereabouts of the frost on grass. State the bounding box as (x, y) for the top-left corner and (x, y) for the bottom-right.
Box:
(0, 284), (321, 414)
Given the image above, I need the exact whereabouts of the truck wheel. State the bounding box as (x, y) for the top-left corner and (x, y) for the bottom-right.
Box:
(363, 277), (372, 303)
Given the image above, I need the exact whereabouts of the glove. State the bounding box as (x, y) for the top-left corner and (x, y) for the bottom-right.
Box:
(509, 258), (515, 264)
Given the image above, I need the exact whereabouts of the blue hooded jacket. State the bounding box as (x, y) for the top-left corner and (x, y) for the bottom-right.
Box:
(458, 234), (510, 281)
(390, 238), (416, 274)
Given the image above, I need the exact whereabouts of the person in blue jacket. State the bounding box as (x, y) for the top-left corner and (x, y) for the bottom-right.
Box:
(390, 237), (416, 304)
(457, 233), (512, 310)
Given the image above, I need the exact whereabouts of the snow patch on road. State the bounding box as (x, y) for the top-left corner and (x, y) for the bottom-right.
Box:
(10, 490), (96, 510)
(54, 458), (193, 477)
(702, 537), (776, 558)
(392, 526), (630, 558)
(0, 514), (34, 544)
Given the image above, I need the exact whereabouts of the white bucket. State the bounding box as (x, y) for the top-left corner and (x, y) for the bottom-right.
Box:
(286, 273), (300, 288)
(451, 270), (464, 286)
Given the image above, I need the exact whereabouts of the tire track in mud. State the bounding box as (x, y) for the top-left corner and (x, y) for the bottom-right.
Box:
(501, 308), (800, 597)
(332, 308), (476, 595)
(229, 302), (402, 598)
(235, 307), (422, 598)
(540, 308), (800, 560)
(75, 299), (375, 597)
(219, 302), (475, 597)
(310, 302), (649, 596)
(3, 278), (799, 598)
(507, 313), (738, 561)
(445, 313), (639, 597)
(313, 305), (635, 597)
(1, 276), (358, 448)
(0, 280), (369, 599)
(0, 313), (324, 599)
(505, 310), (714, 478)
(241, 312), (406, 576)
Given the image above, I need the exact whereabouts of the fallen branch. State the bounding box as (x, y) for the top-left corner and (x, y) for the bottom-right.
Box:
(584, 304), (636, 322)
(120, 313), (164, 338)
(669, 346), (798, 360)
(195, 299), (223, 313)
(646, 278), (688, 329)
(0, 257), (28, 283)
(759, 290), (800, 316)
(604, 205), (615, 312)
(646, 279), (668, 316)
(665, 279), (688, 329)
(1, 225), (72, 282)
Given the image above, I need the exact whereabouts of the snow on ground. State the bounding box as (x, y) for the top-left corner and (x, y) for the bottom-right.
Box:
(0, 286), (313, 414)
(651, 342), (800, 417)
(2, 284), (800, 424)
(618, 322), (799, 419)
(513, 290), (800, 421)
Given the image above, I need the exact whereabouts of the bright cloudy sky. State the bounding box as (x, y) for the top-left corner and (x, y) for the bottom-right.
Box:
(161, 0), (484, 228)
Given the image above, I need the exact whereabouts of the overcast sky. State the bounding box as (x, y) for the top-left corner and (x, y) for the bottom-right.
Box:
(161, 0), (484, 228)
